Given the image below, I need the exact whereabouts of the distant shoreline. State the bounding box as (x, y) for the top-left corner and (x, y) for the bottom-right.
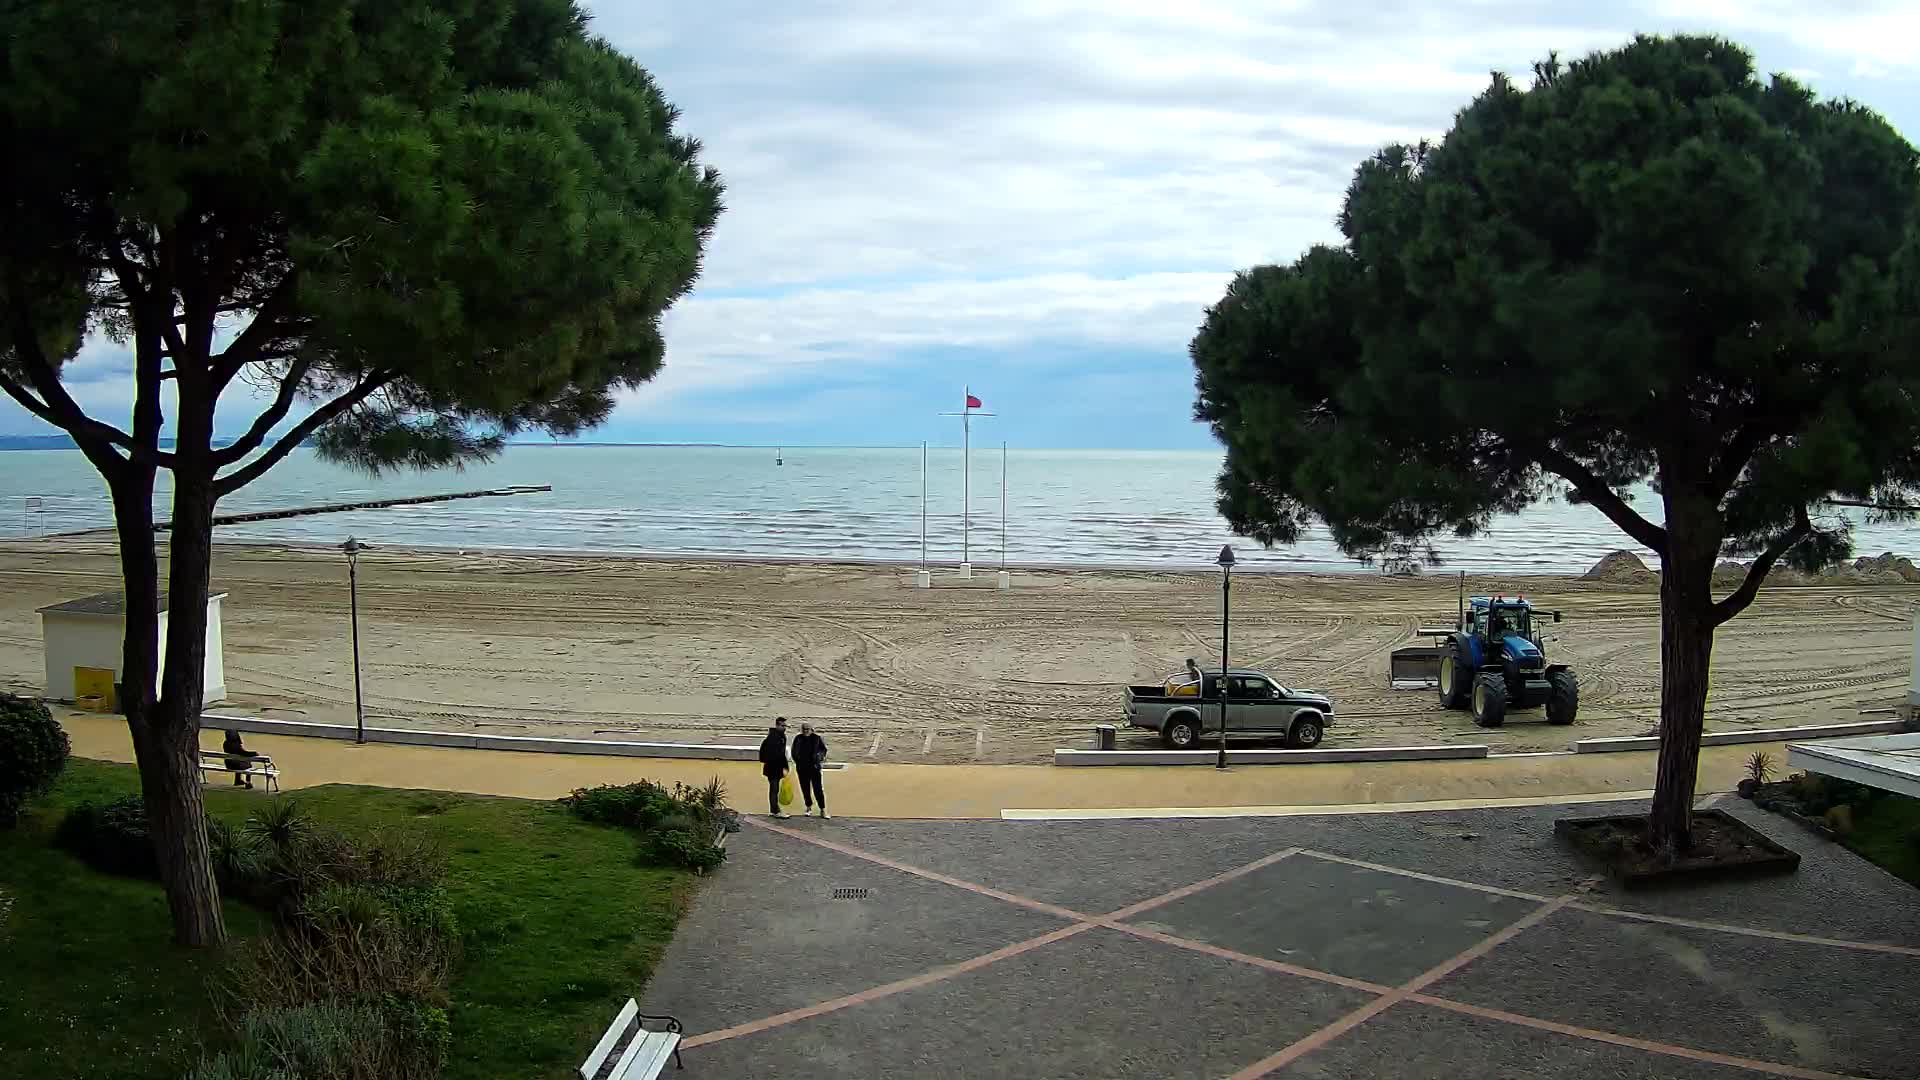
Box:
(10, 529), (1578, 578)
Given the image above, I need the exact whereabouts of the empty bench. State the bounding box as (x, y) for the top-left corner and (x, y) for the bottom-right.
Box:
(196, 748), (280, 793)
(582, 998), (682, 1079)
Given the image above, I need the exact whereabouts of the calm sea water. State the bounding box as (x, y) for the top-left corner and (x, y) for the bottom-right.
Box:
(0, 445), (1911, 573)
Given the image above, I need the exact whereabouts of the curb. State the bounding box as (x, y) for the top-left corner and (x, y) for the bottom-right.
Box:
(1052, 744), (1489, 766)
(200, 713), (837, 764)
(1573, 719), (1907, 754)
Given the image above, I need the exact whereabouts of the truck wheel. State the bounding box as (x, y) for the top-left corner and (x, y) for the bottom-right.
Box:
(1471, 672), (1508, 728)
(1546, 669), (1579, 725)
(1287, 715), (1324, 749)
(1438, 655), (1468, 710)
(1162, 716), (1200, 749)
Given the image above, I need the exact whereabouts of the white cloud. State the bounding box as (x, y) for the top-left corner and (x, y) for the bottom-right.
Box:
(8, 2), (1918, 442)
(622, 270), (1230, 416)
(1652, 1), (1920, 70)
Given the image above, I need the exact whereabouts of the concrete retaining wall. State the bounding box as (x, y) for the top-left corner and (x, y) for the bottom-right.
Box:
(203, 713), (773, 761)
(1573, 719), (1908, 754)
(1053, 744), (1489, 767)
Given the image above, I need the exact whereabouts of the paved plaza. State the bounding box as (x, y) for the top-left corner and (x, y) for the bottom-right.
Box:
(641, 799), (1919, 1079)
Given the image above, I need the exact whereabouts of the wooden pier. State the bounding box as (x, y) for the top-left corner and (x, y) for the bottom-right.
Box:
(155, 485), (551, 531)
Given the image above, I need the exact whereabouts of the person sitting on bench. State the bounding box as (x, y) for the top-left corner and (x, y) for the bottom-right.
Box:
(222, 730), (261, 788)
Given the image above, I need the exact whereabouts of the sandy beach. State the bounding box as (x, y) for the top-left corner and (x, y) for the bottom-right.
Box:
(0, 538), (1913, 764)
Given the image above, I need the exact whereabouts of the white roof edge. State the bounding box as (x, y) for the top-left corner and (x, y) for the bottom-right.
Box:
(1788, 736), (1920, 799)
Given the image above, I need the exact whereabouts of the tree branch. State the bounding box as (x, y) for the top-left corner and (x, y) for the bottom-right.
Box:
(2, 283), (156, 467)
(1711, 505), (1812, 627)
(209, 276), (299, 390)
(1531, 442), (1669, 555)
(1708, 421), (1767, 495)
(210, 358), (314, 467)
(214, 372), (394, 496)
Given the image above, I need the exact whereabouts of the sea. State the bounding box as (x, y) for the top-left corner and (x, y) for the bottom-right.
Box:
(0, 445), (1912, 574)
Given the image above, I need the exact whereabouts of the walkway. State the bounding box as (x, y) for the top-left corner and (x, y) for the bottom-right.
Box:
(64, 712), (1787, 818)
(642, 800), (1917, 1078)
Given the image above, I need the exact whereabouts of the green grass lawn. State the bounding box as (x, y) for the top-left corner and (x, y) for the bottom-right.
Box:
(0, 759), (700, 1080)
(1847, 791), (1920, 888)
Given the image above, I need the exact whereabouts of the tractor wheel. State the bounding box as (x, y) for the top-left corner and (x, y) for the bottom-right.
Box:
(1163, 716), (1201, 749)
(1546, 669), (1579, 725)
(1437, 655), (1469, 710)
(1471, 671), (1508, 728)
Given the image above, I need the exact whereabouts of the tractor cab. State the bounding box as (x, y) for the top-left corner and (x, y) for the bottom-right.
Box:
(1464, 596), (1555, 666)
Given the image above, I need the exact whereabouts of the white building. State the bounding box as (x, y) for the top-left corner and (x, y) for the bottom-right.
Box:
(1788, 618), (1920, 797)
(38, 590), (228, 706)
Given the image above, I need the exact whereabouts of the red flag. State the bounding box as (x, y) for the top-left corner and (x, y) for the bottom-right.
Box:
(965, 393), (982, 409)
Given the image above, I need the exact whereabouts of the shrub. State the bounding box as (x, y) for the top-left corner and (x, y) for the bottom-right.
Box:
(210, 818), (265, 897)
(246, 798), (315, 854)
(563, 778), (739, 832)
(190, 997), (446, 1080)
(54, 795), (156, 877)
(1744, 752), (1775, 785)
(561, 781), (682, 829)
(218, 884), (460, 1021)
(563, 779), (734, 869)
(0, 694), (69, 827)
(639, 826), (726, 873)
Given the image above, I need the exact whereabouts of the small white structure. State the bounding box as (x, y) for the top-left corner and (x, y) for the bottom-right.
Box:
(37, 589), (228, 705)
(1788, 617), (1920, 797)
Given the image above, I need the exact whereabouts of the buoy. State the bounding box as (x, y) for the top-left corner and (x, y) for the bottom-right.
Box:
(776, 447), (783, 466)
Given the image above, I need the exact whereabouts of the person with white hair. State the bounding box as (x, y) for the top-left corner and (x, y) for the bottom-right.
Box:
(791, 722), (830, 818)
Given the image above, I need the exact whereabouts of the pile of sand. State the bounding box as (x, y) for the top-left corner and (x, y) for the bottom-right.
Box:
(1843, 552), (1920, 584)
(1583, 550), (1658, 584)
(1587, 549), (1920, 589)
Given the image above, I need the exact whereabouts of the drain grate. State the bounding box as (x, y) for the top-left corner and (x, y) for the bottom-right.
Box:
(831, 887), (873, 900)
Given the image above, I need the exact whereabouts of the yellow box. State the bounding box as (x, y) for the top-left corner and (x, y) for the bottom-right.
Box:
(73, 666), (117, 712)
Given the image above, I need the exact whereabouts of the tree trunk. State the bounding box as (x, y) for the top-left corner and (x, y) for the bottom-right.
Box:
(108, 461), (226, 945)
(1648, 529), (1719, 854)
(157, 464), (224, 945)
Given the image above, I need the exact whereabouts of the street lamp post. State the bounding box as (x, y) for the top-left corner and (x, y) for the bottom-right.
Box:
(341, 537), (369, 744)
(1216, 544), (1235, 770)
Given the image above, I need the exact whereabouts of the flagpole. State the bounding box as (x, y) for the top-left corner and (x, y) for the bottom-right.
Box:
(1000, 441), (1007, 571)
(962, 386), (971, 576)
(916, 441), (931, 588)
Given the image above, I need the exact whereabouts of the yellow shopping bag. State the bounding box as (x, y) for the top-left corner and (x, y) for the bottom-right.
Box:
(778, 773), (796, 807)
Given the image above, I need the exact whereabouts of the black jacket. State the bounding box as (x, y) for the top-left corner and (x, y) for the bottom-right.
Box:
(792, 732), (827, 771)
(759, 729), (788, 778)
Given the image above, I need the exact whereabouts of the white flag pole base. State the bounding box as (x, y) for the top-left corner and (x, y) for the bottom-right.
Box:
(959, 562), (973, 580)
(997, 570), (1011, 590)
(915, 569), (931, 589)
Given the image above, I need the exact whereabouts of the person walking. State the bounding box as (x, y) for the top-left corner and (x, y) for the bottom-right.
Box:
(792, 722), (829, 818)
(759, 716), (791, 819)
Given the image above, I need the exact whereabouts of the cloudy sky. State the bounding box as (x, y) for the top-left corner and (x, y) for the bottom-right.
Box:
(8, 1), (1919, 449)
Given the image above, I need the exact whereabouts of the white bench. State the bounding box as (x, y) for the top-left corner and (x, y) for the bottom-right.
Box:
(196, 748), (280, 793)
(582, 998), (682, 1079)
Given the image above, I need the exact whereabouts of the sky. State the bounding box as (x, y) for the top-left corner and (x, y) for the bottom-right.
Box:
(7, 1), (1920, 450)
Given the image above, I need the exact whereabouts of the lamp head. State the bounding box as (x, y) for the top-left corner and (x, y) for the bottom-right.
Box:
(1216, 544), (1236, 569)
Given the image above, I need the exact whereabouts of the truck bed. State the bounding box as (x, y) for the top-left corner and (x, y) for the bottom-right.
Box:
(1126, 684), (1203, 703)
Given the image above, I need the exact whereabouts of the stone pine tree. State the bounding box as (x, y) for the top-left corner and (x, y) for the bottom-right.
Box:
(1192, 35), (1920, 852)
(0, 0), (723, 944)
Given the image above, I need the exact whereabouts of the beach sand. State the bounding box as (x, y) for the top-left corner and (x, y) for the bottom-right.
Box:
(0, 538), (1913, 764)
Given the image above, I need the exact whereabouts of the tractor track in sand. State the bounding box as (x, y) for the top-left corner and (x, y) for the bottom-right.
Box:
(1, 540), (1914, 763)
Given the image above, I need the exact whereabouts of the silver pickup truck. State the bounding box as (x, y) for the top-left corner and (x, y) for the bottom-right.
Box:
(1124, 670), (1335, 749)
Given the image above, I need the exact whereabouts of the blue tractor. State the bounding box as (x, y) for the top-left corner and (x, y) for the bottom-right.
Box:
(1434, 595), (1578, 728)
